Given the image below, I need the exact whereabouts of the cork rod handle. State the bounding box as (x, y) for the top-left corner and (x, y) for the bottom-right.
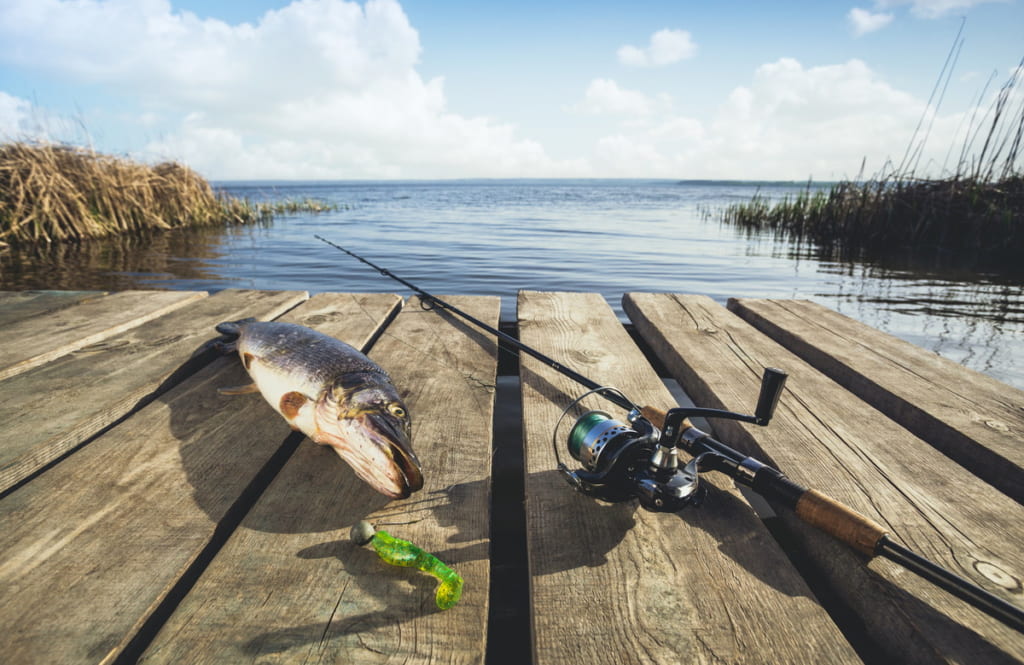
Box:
(794, 489), (888, 556)
(639, 405), (693, 431)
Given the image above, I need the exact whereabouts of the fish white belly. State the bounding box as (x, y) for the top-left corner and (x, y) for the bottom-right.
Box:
(246, 357), (321, 437)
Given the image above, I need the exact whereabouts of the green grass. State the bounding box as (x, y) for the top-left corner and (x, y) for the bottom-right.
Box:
(259, 197), (344, 215)
(719, 176), (1023, 264)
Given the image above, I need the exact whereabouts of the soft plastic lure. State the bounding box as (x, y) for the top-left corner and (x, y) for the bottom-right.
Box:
(351, 520), (463, 610)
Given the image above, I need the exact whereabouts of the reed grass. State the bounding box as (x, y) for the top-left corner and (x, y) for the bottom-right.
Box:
(717, 59), (1024, 267)
(261, 197), (343, 214)
(0, 142), (337, 247)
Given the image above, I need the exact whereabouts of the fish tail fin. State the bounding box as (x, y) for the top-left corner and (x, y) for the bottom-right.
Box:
(215, 317), (258, 339)
(214, 317), (258, 354)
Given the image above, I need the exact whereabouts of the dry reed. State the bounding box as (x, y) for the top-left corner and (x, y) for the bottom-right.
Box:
(0, 142), (335, 247)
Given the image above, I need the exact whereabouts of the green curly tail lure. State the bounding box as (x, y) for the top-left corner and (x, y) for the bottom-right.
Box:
(351, 521), (463, 610)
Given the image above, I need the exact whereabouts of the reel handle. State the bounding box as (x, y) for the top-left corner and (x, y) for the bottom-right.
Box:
(639, 369), (788, 435)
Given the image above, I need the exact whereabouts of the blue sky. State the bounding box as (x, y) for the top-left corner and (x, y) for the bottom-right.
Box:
(1, 0), (1021, 180)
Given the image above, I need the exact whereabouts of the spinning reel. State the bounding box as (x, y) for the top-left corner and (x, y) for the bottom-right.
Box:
(554, 368), (789, 512)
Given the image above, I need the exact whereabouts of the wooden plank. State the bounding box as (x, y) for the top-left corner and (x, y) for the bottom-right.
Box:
(727, 298), (1024, 503)
(624, 293), (1024, 665)
(138, 295), (498, 664)
(0, 293), (402, 665)
(0, 289), (310, 494)
(518, 291), (862, 665)
(0, 290), (108, 328)
(0, 289), (207, 381)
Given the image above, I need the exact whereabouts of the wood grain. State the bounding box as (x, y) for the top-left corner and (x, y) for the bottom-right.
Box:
(0, 289), (207, 381)
(518, 291), (862, 665)
(0, 293), (402, 665)
(0, 290), (108, 328)
(728, 298), (1024, 503)
(137, 295), (499, 664)
(624, 292), (1024, 665)
(0, 289), (309, 494)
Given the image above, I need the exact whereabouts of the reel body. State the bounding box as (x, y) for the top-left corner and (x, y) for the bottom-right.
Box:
(555, 368), (789, 513)
(563, 410), (705, 512)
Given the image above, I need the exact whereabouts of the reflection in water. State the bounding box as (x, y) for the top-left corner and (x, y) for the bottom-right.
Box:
(0, 180), (1020, 389)
(770, 240), (1024, 386)
(0, 224), (249, 291)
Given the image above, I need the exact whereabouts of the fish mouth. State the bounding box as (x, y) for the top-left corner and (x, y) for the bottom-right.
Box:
(363, 411), (423, 498)
(316, 409), (423, 499)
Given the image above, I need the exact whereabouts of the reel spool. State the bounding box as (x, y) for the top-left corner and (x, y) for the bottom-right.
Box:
(567, 411), (636, 472)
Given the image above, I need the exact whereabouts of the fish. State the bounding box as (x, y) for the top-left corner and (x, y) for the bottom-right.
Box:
(215, 318), (423, 499)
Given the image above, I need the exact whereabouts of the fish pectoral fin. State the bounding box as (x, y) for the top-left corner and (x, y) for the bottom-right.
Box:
(280, 391), (313, 420)
(218, 383), (261, 396)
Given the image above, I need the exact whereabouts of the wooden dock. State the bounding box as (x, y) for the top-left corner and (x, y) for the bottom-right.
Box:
(0, 289), (1021, 665)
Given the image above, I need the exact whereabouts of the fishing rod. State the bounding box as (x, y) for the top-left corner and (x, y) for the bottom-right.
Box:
(314, 235), (626, 407)
(316, 235), (1024, 634)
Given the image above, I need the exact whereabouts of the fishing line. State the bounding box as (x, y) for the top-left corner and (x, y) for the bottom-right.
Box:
(315, 234), (634, 412)
(317, 235), (1024, 633)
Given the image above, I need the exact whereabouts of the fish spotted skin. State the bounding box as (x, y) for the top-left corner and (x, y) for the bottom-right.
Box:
(216, 319), (423, 499)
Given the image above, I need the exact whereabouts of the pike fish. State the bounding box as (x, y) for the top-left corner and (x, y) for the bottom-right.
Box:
(216, 319), (423, 499)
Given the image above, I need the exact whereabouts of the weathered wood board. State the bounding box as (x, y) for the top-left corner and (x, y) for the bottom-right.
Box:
(728, 298), (1024, 504)
(0, 290), (108, 328)
(624, 293), (1024, 665)
(138, 295), (499, 664)
(0, 289), (309, 494)
(518, 291), (863, 665)
(0, 293), (402, 665)
(0, 289), (206, 381)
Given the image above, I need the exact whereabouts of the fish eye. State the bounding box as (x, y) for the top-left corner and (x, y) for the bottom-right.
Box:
(388, 403), (406, 418)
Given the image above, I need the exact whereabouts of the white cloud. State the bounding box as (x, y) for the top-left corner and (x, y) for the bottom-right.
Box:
(0, 92), (32, 138)
(0, 1), (1006, 180)
(0, 0), (420, 104)
(649, 117), (704, 142)
(874, 0), (1005, 19)
(616, 46), (647, 68)
(0, 0), (574, 179)
(576, 79), (656, 116)
(845, 1), (1004, 36)
(584, 57), (974, 180)
(848, 7), (894, 35)
(593, 134), (674, 176)
(0, 91), (85, 142)
(617, 29), (697, 67)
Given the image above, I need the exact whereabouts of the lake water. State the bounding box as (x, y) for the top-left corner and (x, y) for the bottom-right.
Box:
(1, 179), (1021, 389)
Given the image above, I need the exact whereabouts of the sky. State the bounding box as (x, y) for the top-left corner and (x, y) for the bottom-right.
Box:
(0, 0), (1021, 181)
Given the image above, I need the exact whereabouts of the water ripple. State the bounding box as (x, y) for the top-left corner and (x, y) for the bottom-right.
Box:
(1, 179), (1020, 388)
